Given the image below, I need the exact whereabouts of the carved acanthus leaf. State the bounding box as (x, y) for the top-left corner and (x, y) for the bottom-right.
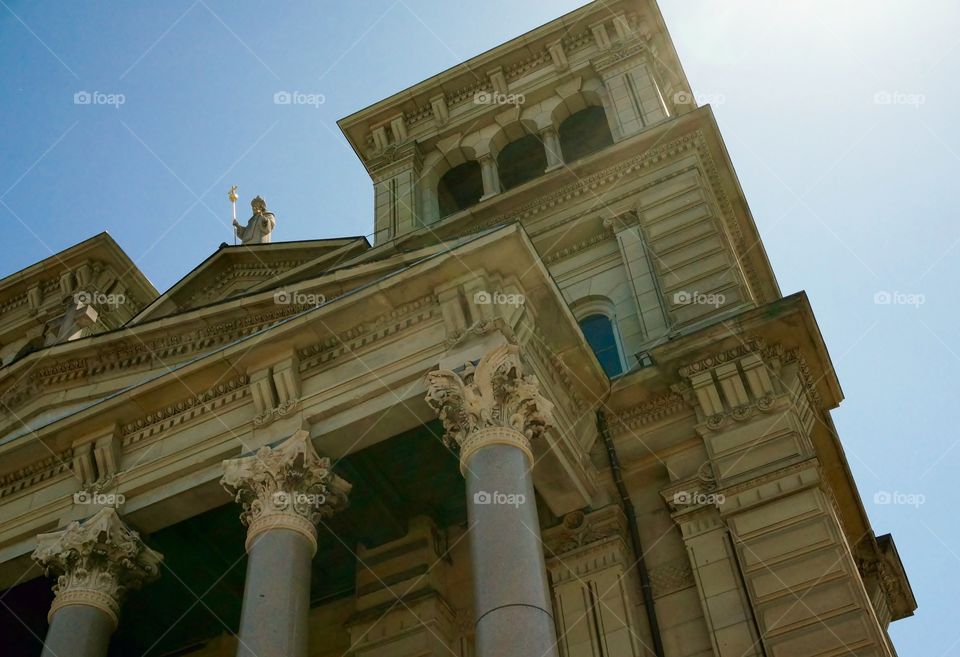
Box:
(32, 508), (162, 618)
(424, 344), (554, 449)
(220, 430), (351, 530)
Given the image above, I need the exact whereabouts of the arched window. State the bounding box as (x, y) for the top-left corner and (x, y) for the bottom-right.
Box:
(559, 106), (614, 163)
(497, 134), (547, 191)
(579, 314), (624, 377)
(437, 160), (483, 218)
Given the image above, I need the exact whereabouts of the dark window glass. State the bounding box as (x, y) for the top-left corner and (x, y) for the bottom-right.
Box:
(579, 314), (623, 377)
(437, 160), (483, 218)
(559, 106), (614, 163)
(497, 134), (547, 191)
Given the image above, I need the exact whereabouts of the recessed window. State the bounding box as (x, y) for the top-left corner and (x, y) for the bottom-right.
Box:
(579, 313), (623, 377)
(497, 134), (547, 191)
(559, 106), (614, 163)
(437, 160), (483, 218)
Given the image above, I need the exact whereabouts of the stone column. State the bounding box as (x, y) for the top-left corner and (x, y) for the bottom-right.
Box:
(221, 429), (351, 657)
(32, 507), (163, 657)
(426, 344), (559, 657)
(540, 126), (564, 171)
(478, 154), (501, 200)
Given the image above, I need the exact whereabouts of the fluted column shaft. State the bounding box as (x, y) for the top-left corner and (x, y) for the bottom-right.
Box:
(221, 429), (351, 657)
(426, 344), (560, 657)
(33, 507), (163, 657)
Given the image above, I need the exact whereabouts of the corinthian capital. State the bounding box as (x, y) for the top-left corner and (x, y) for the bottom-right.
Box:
(425, 344), (554, 469)
(221, 430), (351, 553)
(32, 507), (163, 627)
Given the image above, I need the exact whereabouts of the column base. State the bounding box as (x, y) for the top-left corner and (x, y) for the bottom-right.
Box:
(476, 604), (558, 657)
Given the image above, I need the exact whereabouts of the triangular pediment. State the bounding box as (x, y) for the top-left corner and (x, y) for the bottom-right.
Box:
(0, 233), (157, 368)
(131, 237), (370, 324)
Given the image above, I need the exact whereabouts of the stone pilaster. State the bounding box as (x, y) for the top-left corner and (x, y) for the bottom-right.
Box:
(544, 507), (652, 657)
(33, 507), (163, 657)
(221, 429), (351, 657)
(426, 343), (559, 657)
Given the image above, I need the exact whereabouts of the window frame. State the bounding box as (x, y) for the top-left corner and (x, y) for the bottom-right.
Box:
(572, 298), (628, 378)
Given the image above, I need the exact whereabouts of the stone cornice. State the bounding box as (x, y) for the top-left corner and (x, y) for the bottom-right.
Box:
(120, 374), (250, 448)
(607, 390), (688, 436)
(0, 303), (311, 420)
(0, 449), (74, 501)
(297, 293), (439, 374)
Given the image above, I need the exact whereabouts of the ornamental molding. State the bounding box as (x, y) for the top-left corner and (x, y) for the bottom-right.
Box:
(0, 304), (310, 416)
(608, 390), (688, 436)
(298, 293), (438, 373)
(0, 449), (73, 501)
(32, 507), (162, 626)
(120, 374), (250, 447)
(221, 430), (351, 553)
(443, 128), (760, 295)
(424, 344), (554, 462)
(184, 259), (309, 307)
(677, 336), (768, 379)
(648, 557), (695, 598)
(542, 224), (616, 265)
(523, 326), (589, 416)
(0, 259), (148, 318)
(543, 506), (627, 556)
(672, 337), (825, 429)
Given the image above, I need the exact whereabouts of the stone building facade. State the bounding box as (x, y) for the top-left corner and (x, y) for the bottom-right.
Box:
(0, 1), (914, 656)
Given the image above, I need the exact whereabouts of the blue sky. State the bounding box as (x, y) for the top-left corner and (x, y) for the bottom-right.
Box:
(1, 0), (956, 653)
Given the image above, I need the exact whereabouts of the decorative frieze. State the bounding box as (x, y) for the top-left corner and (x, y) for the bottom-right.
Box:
(0, 305), (309, 418)
(120, 374), (249, 447)
(298, 294), (438, 373)
(543, 506), (627, 557)
(221, 430), (351, 553)
(0, 449), (73, 500)
(32, 508), (163, 626)
(648, 557), (695, 598)
(608, 390), (687, 435)
(184, 259), (308, 307)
